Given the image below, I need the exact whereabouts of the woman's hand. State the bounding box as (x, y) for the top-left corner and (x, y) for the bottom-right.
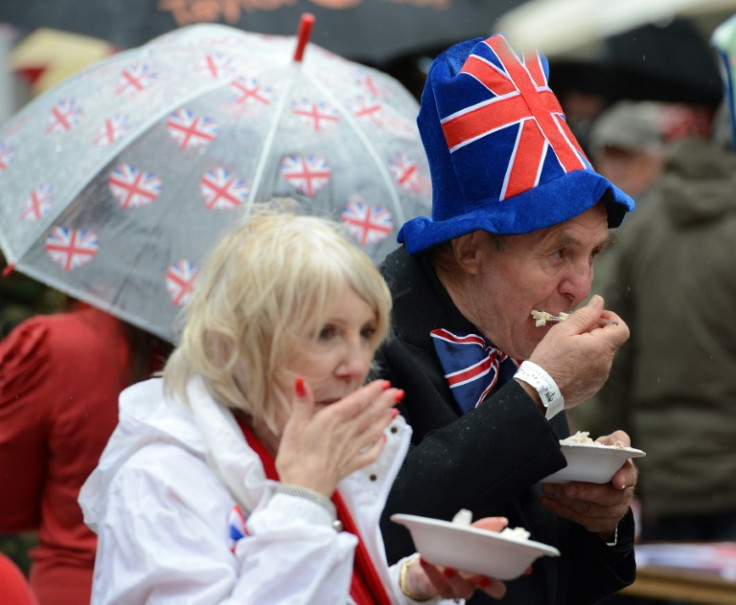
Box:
(276, 377), (401, 497)
(400, 517), (509, 601)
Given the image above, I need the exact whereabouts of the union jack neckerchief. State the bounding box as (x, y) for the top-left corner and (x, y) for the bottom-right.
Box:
(430, 328), (519, 414)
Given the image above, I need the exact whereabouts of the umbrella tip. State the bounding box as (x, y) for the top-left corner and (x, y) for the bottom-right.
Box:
(2, 263), (15, 278)
(293, 13), (316, 63)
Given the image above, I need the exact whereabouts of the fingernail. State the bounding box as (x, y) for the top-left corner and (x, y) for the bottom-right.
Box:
(295, 377), (306, 397)
(476, 576), (492, 588)
(443, 568), (456, 579)
(419, 557), (429, 568)
(381, 380), (391, 391)
(391, 408), (399, 420)
(394, 389), (405, 403)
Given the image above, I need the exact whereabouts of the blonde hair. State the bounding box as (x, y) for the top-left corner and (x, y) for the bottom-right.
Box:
(163, 205), (392, 434)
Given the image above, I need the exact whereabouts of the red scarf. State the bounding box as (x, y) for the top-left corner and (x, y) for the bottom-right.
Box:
(237, 418), (392, 605)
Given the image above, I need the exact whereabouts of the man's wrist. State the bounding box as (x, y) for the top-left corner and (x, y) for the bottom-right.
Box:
(514, 361), (565, 419)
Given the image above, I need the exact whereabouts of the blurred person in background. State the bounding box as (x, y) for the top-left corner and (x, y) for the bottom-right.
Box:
(0, 553), (38, 605)
(573, 99), (736, 556)
(0, 298), (171, 605)
(588, 100), (713, 201)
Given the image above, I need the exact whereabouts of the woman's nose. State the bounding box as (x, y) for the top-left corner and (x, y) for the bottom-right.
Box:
(337, 343), (371, 381)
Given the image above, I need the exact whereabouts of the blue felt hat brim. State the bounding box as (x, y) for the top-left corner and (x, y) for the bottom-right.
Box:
(398, 171), (635, 255)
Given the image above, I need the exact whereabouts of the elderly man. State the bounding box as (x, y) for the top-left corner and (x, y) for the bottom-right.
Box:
(377, 34), (639, 604)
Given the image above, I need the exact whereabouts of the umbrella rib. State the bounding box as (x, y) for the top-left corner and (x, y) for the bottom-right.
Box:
(306, 68), (407, 227)
(246, 64), (298, 212)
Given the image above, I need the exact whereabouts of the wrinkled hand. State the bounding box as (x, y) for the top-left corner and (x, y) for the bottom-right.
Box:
(540, 430), (638, 540)
(276, 378), (400, 497)
(402, 518), (509, 601)
(529, 295), (629, 407)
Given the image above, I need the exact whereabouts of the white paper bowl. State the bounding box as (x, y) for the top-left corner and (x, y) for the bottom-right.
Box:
(390, 513), (560, 580)
(541, 442), (646, 484)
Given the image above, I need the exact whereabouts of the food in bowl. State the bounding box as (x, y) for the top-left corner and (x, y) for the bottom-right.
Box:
(561, 431), (627, 449)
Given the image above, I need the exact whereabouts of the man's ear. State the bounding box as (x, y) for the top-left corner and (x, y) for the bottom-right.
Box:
(450, 231), (484, 275)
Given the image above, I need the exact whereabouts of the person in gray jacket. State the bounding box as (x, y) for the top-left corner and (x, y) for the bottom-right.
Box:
(585, 124), (736, 543)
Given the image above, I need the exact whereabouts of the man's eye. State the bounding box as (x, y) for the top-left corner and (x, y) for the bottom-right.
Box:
(552, 248), (566, 260)
(591, 245), (606, 259)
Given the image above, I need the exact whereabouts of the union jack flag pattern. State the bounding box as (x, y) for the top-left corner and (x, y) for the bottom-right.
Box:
(197, 52), (234, 79)
(45, 227), (99, 272)
(0, 141), (15, 171)
(109, 163), (162, 209)
(291, 99), (340, 133)
(200, 167), (249, 210)
(439, 35), (589, 202)
(430, 328), (519, 414)
(115, 63), (157, 96)
(342, 198), (394, 246)
(166, 259), (198, 306)
(349, 95), (383, 126)
(93, 113), (131, 147)
(388, 152), (422, 194)
(166, 109), (218, 150)
(20, 184), (53, 222)
(46, 98), (83, 134)
(280, 155), (331, 196)
(230, 77), (275, 107)
(354, 70), (386, 100)
(228, 505), (249, 553)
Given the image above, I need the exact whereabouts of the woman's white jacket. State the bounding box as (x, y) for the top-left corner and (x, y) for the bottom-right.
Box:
(79, 376), (450, 604)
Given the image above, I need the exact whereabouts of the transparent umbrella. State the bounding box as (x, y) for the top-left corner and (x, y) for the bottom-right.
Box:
(0, 15), (432, 343)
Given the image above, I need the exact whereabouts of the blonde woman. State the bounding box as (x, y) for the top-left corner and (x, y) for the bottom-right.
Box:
(79, 209), (507, 604)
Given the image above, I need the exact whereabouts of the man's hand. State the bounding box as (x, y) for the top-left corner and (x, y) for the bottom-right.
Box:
(540, 430), (638, 540)
(528, 295), (629, 408)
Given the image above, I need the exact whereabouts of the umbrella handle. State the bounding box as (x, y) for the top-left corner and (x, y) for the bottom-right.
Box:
(293, 13), (316, 63)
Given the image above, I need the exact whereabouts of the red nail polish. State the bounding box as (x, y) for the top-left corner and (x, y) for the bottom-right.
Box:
(295, 377), (306, 397)
(394, 389), (405, 403)
(381, 380), (391, 391)
(391, 408), (399, 420)
(419, 557), (429, 568)
(443, 568), (456, 579)
(477, 577), (492, 588)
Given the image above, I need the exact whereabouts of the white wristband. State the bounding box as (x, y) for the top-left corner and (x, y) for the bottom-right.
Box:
(514, 361), (565, 419)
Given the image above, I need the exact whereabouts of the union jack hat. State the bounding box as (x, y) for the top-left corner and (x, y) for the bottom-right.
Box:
(398, 34), (635, 254)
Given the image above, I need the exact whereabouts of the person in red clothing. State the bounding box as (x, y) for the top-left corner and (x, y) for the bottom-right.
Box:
(0, 554), (38, 605)
(0, 299), (171, 605)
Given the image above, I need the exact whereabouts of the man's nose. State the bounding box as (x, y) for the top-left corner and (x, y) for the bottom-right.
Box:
(560, 261), (593, 300)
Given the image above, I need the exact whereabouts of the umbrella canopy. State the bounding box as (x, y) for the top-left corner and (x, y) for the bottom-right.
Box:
(0, 0), (527, 64)
(0, 17), (432, 343)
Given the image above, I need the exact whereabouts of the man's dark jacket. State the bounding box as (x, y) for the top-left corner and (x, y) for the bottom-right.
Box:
(375, 246), (636, 604)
